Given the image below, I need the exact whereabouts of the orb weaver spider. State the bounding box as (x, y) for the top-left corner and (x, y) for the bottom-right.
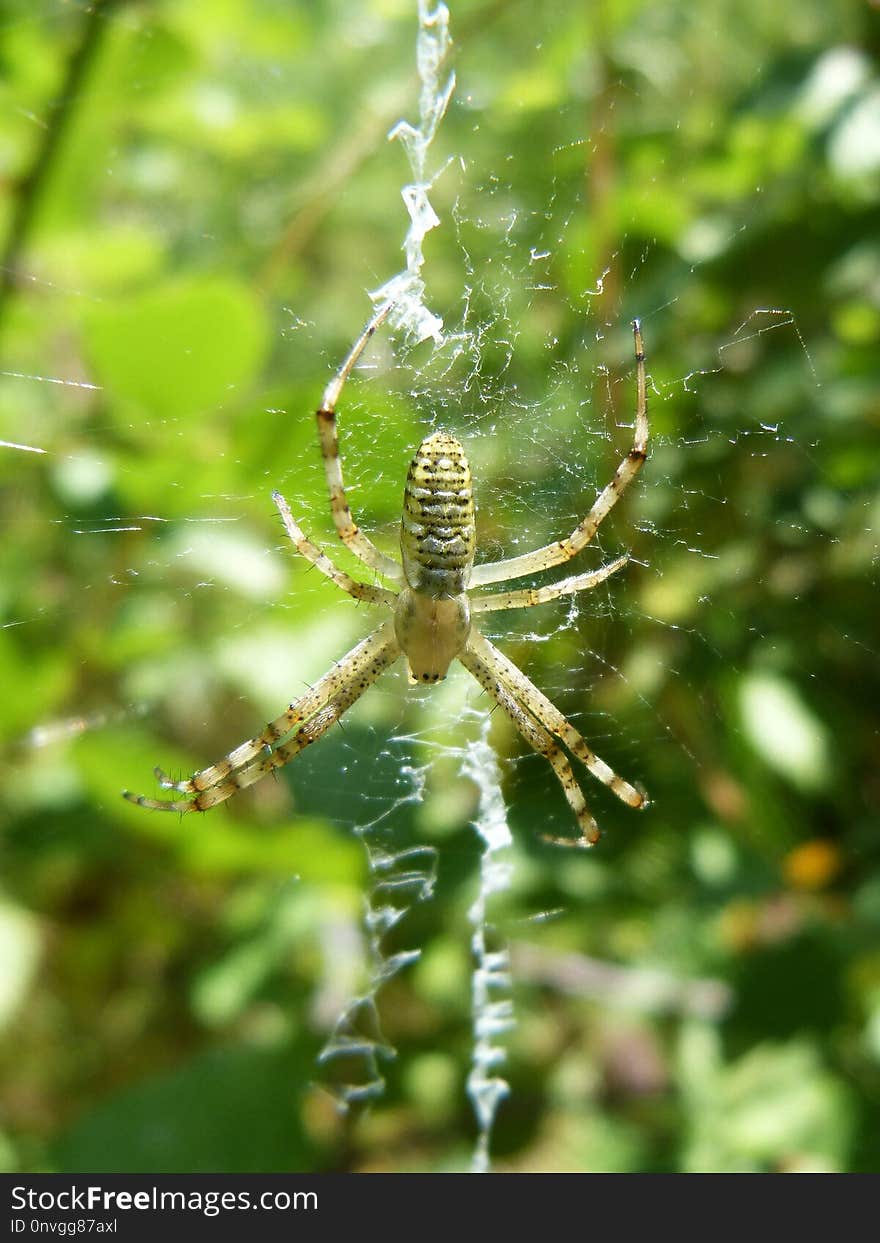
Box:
(124, 304), (649, 847)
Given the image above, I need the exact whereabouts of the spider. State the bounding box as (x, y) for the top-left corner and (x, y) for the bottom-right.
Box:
(124, 304), (649, 847)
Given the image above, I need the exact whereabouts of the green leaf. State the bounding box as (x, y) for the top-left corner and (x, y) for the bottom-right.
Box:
(52, 1043), (318, 1173)
(738, 671), (831, 792)
(85, 276), (269, 419)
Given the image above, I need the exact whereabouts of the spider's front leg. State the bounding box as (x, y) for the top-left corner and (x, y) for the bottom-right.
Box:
(459, 640), (602, 846)
(123, 622), (400, 811)
(470, 628), (645, 810)
(461, 628), (646, 842)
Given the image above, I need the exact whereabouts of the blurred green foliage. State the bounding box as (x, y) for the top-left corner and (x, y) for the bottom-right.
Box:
(0, 0), (878, 1173)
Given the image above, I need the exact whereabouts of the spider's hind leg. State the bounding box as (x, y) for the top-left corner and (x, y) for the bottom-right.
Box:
(314, 302), (404, 583)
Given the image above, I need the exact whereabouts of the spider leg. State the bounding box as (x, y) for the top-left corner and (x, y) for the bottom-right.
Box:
(315, 302), (404, 583)
(470, 555), (628, 614)
(459, 643), (601, 846)
(466, 628), (646, 810)
(273, 491), (398, 606)
(125, 639), (399, 813)
(123, 621), (399, 805)
(469, 320), (648, 588)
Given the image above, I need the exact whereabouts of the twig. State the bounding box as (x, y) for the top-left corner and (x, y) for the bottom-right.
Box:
(511, 941), (732, 1019)
(0, 0), (121, 328)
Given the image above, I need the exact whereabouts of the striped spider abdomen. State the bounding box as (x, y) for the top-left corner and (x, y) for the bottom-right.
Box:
(395, 430), (475, 684)
(400, 430), (476, 596)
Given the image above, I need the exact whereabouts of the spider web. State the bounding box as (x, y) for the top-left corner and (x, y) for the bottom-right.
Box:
(1, 0), (868, 1177)
(312, 4), (518, 1165)
(280, 0), (815, 1164)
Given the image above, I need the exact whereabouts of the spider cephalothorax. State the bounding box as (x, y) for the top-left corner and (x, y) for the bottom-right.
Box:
(124, 304), (649, 847)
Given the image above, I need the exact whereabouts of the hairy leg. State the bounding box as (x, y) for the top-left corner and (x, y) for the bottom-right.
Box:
(123, 622), (399, 804)
(273, 491), (397, 606)
(470, 556), (627, 614)
(459, 642), (601, 846)
(470, 320), (648, 587)
(467, 628), (646, 810)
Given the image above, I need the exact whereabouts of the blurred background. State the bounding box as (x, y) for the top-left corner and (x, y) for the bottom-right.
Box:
(1, 0), (878, 1173)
